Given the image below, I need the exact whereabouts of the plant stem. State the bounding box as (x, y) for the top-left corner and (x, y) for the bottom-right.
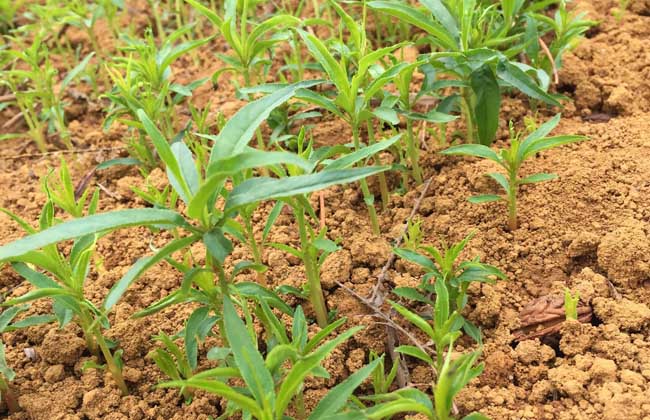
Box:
(508, 174), (518, 231)
(93, 330), (129, 396)
(352, 124), (380, 235)
(295, 200), (328, 328)
(406, 118), (423, 184)
(367, 121), (390, 210)
(461, 88), (476, 144)
(244, 212), (266, 286)
(0, 375), (20, 413)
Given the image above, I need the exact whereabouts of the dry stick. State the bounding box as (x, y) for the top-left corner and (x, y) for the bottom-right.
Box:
(2, 111), (24, 129)
(538, 37), (559, 85)
(1, 146), (127, 160)
(369, 177), (434, 307)
(96, 182), (123, 200)
(0, 94), (16, 102)
(348, 176), (435, 387)
(334, 280), (434, 388)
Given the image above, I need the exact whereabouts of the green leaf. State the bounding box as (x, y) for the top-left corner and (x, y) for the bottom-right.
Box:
(496, 60), (561, 106)
(0, 210), (187, 261)
(103, 234), (199, 310)
(61, 52), (95, 91)
(138, 110), (193, 204)
(486, 172), (509, 192)
(225, 166), (390, 212)
(208, 80), (321, 166)
(160, 379), (262, 417)
(3, 288), (77, 306)
(223, 297), (275, 410)
(208, 149), (314, 174)
(522, 135), (587, 160)
(389, 301), (434, 338)
(296, 29), (350, 107)
(367, 1), (458, 51)
(372, 107), (400, 125)
(470, 64), (501, 146)
(275, 326), (363, 417)
(393, 248), (436, 272)
(468, 194), (502, 203)
(324, 135), (401, 171)
(309, 358), (383, 420)
(203, 228), (233, 264)
(395, 345), (434, 365)
(519, 173), (557, 184)
(440, 144), (500, 163)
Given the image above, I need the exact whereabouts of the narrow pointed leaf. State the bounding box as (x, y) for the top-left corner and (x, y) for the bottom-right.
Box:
(0, 210), (187, 261)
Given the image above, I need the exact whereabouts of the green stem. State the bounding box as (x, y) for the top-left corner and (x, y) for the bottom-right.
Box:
(0, 375), (20, 413)
(295, 200), (328, 328)
(352, 124), (380, 235)
(367, 120), (390, 210)
(406, 118), (423, 184)
(461, 88), (476, 144)
(94, 330), (128, 396)
(508, 175), (518, 231)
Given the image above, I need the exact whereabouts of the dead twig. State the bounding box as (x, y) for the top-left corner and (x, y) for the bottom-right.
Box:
(0, 94), (16, 102)
(1, 146), (127, 161)
(539, 37), (559, 85)
(369, 176), (434, 306)
(2, 111), (24, 129)
(96, 182), (122, 200)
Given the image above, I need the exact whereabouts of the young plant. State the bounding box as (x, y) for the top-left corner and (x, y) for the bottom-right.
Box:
(0, 163), (129, 395)
(402, 217), (424, 251)
(160, 296), (380, 419)
(368, 0), (566, 145)
(440, 114), (587, 230)
(564, 288), (579, 320)
(186, 0), (300, 87)
(297, 1), (410, 233)
(0, 33), (93, 150)
(148, 305), (217, 403)
(386, 60), (457, 184)
(104, 25), (209, 169)
(363, 280), (487, 419)
(0, 83), (390, 352)
(529, 0), (596, 75)
(393, 231), (506, 342)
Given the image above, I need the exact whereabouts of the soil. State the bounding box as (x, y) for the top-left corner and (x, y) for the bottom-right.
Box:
(1, 0), (650, 419)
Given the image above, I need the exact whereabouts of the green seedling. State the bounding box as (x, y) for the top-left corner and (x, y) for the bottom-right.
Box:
(368, 0), (568, 145)
(369, 350), (398, 395)
(297, 1), (412, 233)
(529, 0), (596, 74)
(393, 231), (506, 342)
(0, 163), (129, 395)
(440, 115), (587, 230)
(0, 0), (23, 33)
(104, 25), (209, 169)
(402, 217), (424, 251)
(0, 305), (55, 413)
(160, 296), (380, 419)
(0, 33), (93, 150)
(148, 306), (217, 403)
(564, 288), (579, 320)
(0, 83), (390, 346)
(386, 59), (457, 184)
(186, 0), (300, 87)
(362, 279), (487, 419)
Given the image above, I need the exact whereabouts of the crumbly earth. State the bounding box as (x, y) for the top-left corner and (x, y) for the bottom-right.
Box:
(1, 1), (650, 419)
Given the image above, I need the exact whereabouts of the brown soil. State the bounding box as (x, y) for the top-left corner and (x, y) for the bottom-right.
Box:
(1, 1), (650, 419)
